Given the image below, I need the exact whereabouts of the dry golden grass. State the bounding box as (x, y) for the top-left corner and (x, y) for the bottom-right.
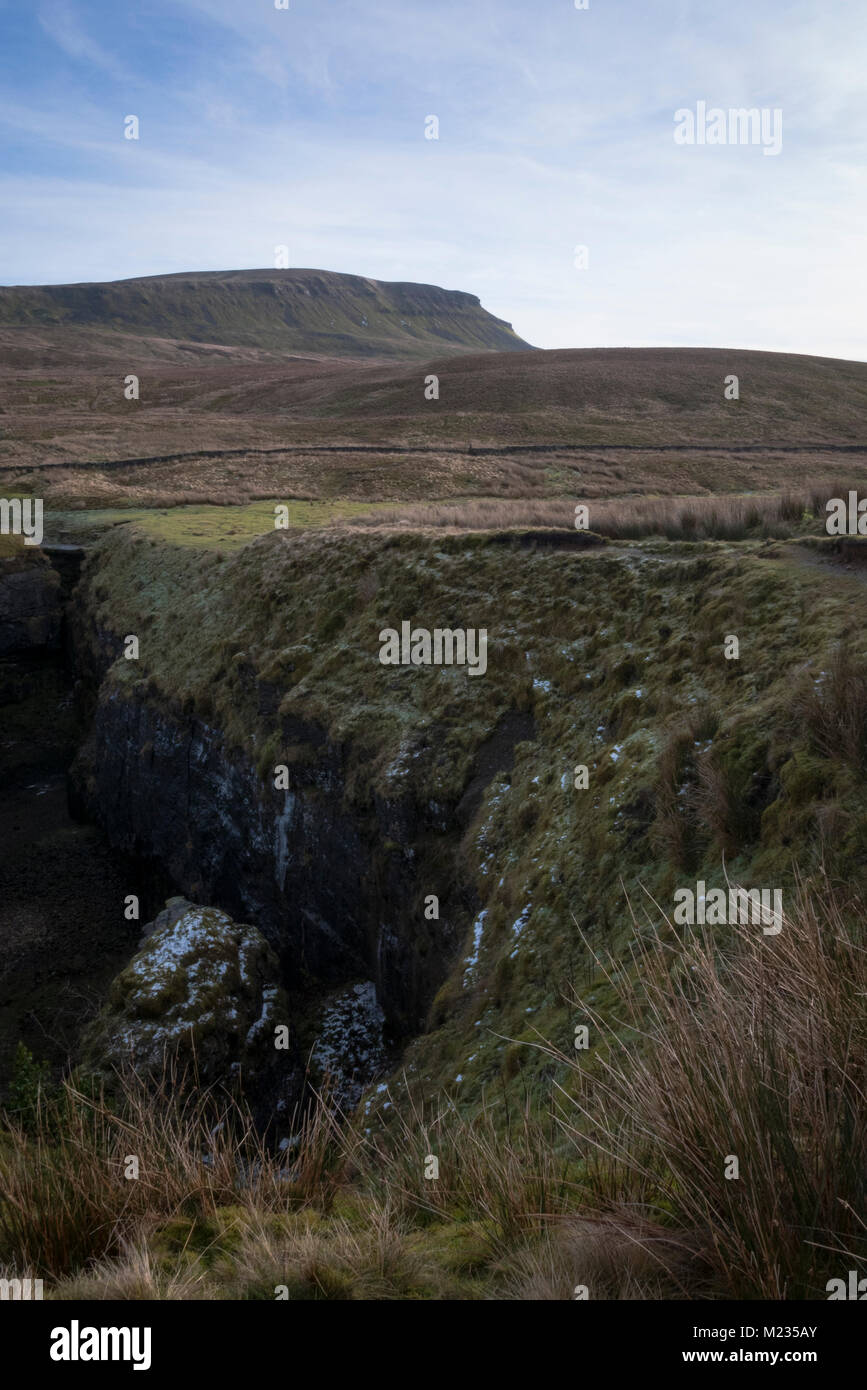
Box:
(496, 1217), (704, 1300)
(343, 481), (867, 540)
(0, 1062), (350, 1279)
(542, 877), (867, 1299)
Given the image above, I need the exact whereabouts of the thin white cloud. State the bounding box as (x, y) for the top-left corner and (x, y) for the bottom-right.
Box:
(37, 1), (132, 83)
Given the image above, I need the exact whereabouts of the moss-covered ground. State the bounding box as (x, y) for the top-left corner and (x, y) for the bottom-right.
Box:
(73, 523), (867, 1114)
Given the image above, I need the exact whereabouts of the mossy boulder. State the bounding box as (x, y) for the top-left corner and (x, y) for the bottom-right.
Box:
(81, 900), (289, 1099)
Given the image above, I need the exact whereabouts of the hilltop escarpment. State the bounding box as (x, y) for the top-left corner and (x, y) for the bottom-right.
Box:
(0, 268), (532, 361)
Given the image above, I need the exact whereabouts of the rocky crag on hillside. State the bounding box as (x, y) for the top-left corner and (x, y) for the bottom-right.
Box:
(52, 522), (867, 1121)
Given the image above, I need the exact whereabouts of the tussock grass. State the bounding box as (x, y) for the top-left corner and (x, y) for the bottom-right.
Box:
(0, 1064), (349, 1279)
(342, 482), (863, 541)
(51, 1241), (216, 1301)
(589, 489), (808, 541)
(356, 1087), (577, 1249)
(544, 878), (867, 1299)
(794, 644), (867, 770)
(496, 1217), (704, 1300)
(207, 1204), (453, 1300)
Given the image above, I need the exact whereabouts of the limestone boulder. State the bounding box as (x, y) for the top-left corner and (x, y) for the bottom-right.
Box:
(82, 900), (290, 1101)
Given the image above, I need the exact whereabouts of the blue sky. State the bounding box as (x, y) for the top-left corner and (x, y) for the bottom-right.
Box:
(0, 0), (865, 358)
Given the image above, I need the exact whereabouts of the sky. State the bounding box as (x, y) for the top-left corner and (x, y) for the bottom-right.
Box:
(0, 0), (865, 359)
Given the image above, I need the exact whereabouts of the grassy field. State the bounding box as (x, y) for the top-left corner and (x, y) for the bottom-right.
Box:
(41, 499), (406, 549)
(29, 479), (867, 553)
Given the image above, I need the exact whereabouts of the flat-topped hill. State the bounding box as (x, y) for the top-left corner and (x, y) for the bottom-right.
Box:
(0, 268), (533, 360)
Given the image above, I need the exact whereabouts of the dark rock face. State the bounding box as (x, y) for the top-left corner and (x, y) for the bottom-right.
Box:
(0, 550), (62, 655)
(0, 546), (160, 1091)
(41, 544), (86, 601)
(70, 685), (462, 1041)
